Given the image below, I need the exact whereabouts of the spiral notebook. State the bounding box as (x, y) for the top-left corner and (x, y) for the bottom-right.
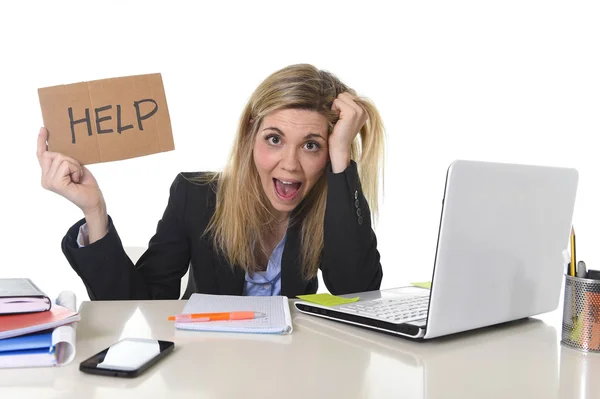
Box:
(176, 294), (293, 334)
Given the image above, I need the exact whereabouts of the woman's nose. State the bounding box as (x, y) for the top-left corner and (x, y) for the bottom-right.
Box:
(280, 148), (300, 171)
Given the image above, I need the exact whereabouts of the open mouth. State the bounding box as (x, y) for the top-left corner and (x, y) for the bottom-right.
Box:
(273, 178), (302, 200)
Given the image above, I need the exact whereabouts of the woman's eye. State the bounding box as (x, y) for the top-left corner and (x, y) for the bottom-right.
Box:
(305, 142), (320, 151)
(267, 136), (281, 145)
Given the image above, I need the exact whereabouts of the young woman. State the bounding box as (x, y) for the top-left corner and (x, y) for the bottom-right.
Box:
(37, 64), (385, 300)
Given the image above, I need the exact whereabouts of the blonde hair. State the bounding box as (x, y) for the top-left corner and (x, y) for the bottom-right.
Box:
(201, 64), (385, 280)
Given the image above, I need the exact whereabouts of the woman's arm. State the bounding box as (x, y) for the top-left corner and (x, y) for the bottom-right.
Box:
(321, 161), (383, 295)
(62, 174), (193, 300)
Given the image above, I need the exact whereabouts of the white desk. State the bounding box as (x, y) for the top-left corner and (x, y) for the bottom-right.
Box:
(0, 299), (599, 399)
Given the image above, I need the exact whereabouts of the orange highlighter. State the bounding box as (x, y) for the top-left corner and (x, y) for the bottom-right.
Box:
(168, 311), (266, 322)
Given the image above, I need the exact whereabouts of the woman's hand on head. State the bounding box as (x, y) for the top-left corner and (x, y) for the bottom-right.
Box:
(37, 127), (106, 217)
(329, 93), (367, 173)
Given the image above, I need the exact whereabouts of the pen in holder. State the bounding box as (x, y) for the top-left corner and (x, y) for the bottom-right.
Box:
(561, 274), (600, 352)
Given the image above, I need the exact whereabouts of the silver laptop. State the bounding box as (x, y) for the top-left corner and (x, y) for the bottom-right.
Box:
(295, 160), (579, 339)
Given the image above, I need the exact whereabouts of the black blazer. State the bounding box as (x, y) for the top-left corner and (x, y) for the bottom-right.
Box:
(62, 161), (382, 300)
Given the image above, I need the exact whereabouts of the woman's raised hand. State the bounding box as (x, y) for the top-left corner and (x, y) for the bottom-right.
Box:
(37, 127), (108, 242)
(329, 92), (368, 173)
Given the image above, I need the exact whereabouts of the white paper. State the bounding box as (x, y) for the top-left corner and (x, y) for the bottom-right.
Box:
(53, 291), (78, 366)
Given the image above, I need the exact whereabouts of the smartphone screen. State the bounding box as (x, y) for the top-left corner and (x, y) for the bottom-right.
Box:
(79, 338), (174, 377)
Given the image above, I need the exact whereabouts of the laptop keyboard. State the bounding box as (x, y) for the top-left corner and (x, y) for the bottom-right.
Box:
(338, 296), (429, 324)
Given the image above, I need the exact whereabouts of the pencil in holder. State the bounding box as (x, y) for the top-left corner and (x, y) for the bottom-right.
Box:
(561, 274), (600, 352)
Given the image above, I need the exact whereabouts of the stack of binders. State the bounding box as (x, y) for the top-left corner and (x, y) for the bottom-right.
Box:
(0, 278), (80, 368)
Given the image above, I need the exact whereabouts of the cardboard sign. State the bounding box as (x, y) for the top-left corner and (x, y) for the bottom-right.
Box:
(38, 73), (175, 165)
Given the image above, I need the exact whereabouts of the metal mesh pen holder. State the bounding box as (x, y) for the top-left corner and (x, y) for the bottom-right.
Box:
(561, 274), (600, 352)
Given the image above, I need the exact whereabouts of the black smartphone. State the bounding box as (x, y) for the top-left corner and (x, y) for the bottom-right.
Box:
(79, 337), (174, 378)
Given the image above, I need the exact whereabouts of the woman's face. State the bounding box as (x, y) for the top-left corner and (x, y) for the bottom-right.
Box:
(253, 108), (329, 218)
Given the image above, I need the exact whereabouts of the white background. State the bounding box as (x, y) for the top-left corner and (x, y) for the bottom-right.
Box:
(0, 1), (598, 303)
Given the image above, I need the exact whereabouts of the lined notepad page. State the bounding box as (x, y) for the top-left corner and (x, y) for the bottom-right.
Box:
(175, 294), (293, 334)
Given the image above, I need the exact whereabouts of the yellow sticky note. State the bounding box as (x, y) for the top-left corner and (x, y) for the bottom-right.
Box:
(411, 281), (432, 289)
(297, 293), (359, 306)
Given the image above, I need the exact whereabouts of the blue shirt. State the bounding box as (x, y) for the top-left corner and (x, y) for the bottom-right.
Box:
(243, 232), (286, 296)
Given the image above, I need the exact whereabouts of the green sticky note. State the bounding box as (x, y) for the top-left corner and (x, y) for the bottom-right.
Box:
(411, 281), (432, 289)
(297, 293), (359, 306)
